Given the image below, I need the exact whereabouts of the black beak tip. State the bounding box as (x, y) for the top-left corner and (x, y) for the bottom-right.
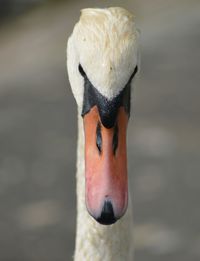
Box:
(96, 201), (117, 225)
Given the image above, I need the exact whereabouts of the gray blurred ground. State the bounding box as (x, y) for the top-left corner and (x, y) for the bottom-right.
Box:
(0, 0), (200, 260)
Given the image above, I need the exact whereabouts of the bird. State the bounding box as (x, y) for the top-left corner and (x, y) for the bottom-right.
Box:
(67, 7), (139, 261)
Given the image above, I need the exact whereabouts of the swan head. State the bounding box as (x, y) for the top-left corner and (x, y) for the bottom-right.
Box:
(67, 7), (139, 225)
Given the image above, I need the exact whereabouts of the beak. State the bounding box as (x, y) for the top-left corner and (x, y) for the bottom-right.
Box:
(83, 105), (128, 225)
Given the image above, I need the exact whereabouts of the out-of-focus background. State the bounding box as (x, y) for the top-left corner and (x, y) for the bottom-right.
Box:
(0, 0), (199, 260)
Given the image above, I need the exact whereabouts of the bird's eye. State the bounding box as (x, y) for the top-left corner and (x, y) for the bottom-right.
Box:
(78, 64), (86, 77)
(134, 65), (138, 75)
(129, 65), (138, 82)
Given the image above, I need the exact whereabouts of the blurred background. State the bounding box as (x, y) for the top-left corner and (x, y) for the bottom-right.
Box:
(0, 0), (200, 260)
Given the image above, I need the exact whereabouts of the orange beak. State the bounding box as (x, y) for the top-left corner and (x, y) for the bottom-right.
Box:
(83, 105), (128, 225)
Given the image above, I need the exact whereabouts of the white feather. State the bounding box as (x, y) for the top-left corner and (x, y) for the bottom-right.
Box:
(67, 7), (139, 260)
(67, 7), (139, 107)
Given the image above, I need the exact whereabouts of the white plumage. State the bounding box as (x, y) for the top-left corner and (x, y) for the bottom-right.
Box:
(67, 7), (139, 261)
(67, 7), (139, 106)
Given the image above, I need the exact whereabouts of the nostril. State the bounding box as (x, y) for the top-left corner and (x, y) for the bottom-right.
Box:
(113, 123), (118, 155)
(97, 201), (116, 225)
(96, 121), (102, 154)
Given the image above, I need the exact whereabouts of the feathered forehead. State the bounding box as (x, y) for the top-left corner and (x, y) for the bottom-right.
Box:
(79, 7), (134, 30)
(68, 7), (139, 100)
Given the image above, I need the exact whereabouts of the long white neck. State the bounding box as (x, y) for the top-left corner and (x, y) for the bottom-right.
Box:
(74, 110), (134, 261)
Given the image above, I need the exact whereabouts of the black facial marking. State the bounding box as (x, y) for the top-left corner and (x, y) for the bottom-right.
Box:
(113, 124), (118, 155)
(96, 122), (102, 154)
(78, 64), (86, 77)
(80, 64), (138, 128)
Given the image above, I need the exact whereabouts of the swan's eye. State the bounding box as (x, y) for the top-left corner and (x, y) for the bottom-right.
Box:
(113, 124), (118, 155)
(129, 65), (138, 82)
(78, 64), (86, 77)
(134, 65), (138, 75)
(96, 122), (102, 154)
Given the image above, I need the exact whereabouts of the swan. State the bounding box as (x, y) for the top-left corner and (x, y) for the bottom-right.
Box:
(67, 7), (139, 261)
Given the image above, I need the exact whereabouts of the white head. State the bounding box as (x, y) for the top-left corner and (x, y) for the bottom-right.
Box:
(67, 7), (139, 107)
(67, 7), (139, 225)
